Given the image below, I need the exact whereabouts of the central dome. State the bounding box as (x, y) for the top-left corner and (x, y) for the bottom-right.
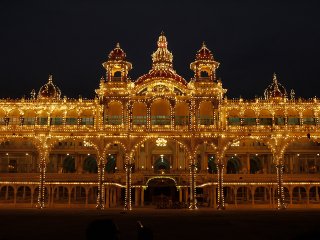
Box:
(135, 32), (187, 86)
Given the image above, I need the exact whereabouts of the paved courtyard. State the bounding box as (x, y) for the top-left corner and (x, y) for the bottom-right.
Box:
(0, 208), (319, 240)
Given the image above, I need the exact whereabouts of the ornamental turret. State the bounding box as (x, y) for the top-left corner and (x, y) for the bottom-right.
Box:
(264, 73), (287, 100)
(37, 75), (62, 100)
(102, 43), (132, 82)
(190, 42), (220, 82)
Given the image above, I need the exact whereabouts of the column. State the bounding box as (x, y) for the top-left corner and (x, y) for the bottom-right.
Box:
(275, 160), (286, 210)
(217, 160), (225, 210)
(213, 186), (217, 209)
(251, 188), (255, 206)
(105, 187), (109, 208)
(37, 150), (48, 209)
(185, 187), (189, 204)
(179, 188), (183, 202)
(141, 187), (144, 207)
(135, 187), (140, 207)
(96, 155), (105, 210)
(112, 188), (117, 207)
(189, 161), (197, 209)
(246, 153), (250, 174)
(124, 163), (132, 210)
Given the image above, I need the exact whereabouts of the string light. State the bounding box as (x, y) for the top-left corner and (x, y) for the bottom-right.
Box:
(0, 33), (318, 212)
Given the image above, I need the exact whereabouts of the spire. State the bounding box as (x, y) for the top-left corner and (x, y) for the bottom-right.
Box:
(151, 32), (173, 70)
(273, 73), (278, 84)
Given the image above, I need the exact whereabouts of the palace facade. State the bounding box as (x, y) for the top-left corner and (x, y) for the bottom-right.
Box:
(0, 33), (319, 210)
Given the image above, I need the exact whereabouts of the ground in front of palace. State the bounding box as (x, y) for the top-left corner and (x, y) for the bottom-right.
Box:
(0, 208), (319, 240)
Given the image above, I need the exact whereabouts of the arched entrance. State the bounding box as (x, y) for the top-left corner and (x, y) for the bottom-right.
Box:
(144, 177), (178, 208)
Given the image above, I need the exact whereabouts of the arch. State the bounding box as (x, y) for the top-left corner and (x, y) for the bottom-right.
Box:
(129, 137), (191, 165)
(287, 108), (300, 125)
(53, 186), (69, 204)
(302, 109), (315, 125)
(23, 109), (36, 125)
(199, 101), (213, 125)
(146, 176), (177, 187)
(254, 186), (269, 204)
(8, 109), (21, 125)
(83, 156), (98, 173)
(250, 156), (262, 174)
(37, 110), (49, 125)
(236, 187), (251, 204)
(292, 186), (307, 203)
(226, 157), (241, 174)
(50, 109), (63, 125)
(87, 187), (98, 204)
(113, 71), (121, 78)
(132, 102), (147, 125)
(71, 186), (86, 204)
(227, 109), (241, 125)
(79, 109), (94, 125)
(175, 101), (189, 125)
(151, 99), (171, 125)
(0, 109), (6, 125)
(105, 154), (116, 173)
(259, 109), (272, 126)
(106, 101), (123, 125)
(200, 70), (209, 78)
(16, 186), (32, 203)
(274, 109), (285, 125)
(63, 156), (76, 173)
(0, 185), (15, 203)
(208, 154), (217, 174)
(309, 186), (320, 203)
(243, 109), (256, 125)
(66, 109), (78, 125)
(223, 186), (235, 204)
(154, 155), (170, 172)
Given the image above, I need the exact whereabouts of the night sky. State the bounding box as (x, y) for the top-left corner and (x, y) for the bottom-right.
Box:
(0, 1), (319, 99)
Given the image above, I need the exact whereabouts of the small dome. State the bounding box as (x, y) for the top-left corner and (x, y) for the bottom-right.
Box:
(196, 42), (214, 60)
(38, 75), (62, 100)
(108, 43), (126, 61)
(264, 73), (287, 99)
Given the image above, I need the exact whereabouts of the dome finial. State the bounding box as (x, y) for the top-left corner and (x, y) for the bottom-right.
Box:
(116, 42), (120, 48)
(202, 41), (206, 48)
(273, 72), (278, 84)
(48, 74), (53, 83)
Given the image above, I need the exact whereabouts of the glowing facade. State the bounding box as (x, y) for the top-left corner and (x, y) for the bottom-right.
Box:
(0, 33), (319, 210)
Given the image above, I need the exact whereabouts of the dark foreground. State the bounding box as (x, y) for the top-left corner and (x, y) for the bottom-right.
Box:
(0, 208), (319, 240)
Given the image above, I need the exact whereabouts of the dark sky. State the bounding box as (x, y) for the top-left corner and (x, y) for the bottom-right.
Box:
(0, 0), (319, 99)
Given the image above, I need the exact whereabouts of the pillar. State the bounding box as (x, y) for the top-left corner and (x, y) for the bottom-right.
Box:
(96, 155), (105, 210)
(37, 150), (48, 209)
(112, 188), (117, 207)
(141, 187), (144, 207)
(105, 187), (109, 208)
(124, 163), (132, 210)
(217, 161), (225, 210)
(179, 188), (183, 202)
(276, 161), (286, 210)
(213, 186), (217, 209)
(135, 187), (140, 207)
(189, 162), (197, 209)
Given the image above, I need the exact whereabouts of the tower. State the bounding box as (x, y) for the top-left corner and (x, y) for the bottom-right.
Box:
(190, 42), (220, 82)
(102, 43), (132, 82)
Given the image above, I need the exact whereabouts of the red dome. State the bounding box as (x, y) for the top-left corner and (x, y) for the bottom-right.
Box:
(196, 42), (214, 60)
(135, 69), (187, 86)
(38, 75), (61, 100)
(108, 43), (126, 61)
(264, 74), (287, 99)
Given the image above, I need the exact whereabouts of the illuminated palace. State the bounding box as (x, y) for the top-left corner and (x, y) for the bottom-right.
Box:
(0, 33), (319, 210)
